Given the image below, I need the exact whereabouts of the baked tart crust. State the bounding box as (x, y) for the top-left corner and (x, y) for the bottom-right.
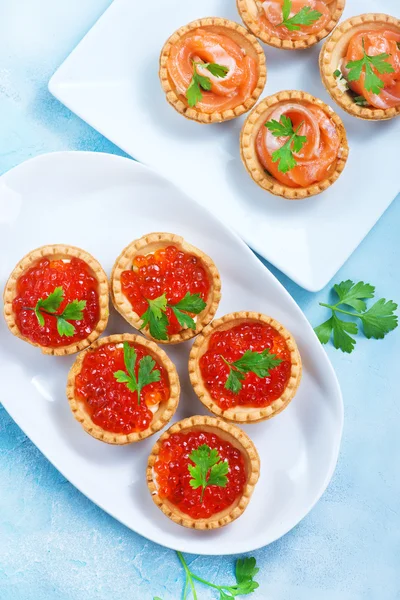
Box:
(111, 232), (221, 344)
(3, 244), (109, 356)
(240, 90), (349, 200)
(66, 333), (180, 445)
(159, 17), (267, 123)
(147, 415), (260, 529)
(189, 311), (302, 423)
(237, 0), (345, 50)
(320, 13), (400, 121)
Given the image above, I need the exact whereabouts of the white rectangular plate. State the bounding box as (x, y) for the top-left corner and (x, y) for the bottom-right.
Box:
(48, 0), (399, 291)
(0, 151), (343, 555)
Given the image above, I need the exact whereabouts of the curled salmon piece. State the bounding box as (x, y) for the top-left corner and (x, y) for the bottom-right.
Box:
(259, 0), (331, 41)
(167, 28), (259, 113)
(343, 29), (400, 109)
(256, 102), (340, 188)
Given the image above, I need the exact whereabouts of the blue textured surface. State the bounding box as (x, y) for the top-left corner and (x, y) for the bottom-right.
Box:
(0, 2), (399, 599)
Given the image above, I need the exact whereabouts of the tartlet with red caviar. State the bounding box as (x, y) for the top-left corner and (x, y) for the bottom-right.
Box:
(147, 415), (260, 529)
(66, 334), (180, 444)
(3, 244), (109, 355)
(240, 90), (349, 200)
(189, 312), (302, 423)
(320, 13), (400, 120)
(111, 233), (221, 344)
(159, 17), (267, 123)
(237, 0), (345, 50)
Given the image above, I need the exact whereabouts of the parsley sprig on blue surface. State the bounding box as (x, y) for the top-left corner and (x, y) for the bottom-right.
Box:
(154, 553), (259, 599)
(314, 280), (398, 353)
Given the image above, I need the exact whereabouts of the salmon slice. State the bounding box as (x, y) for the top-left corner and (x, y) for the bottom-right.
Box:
(256, 102), (340, 188)
(259, 0), (331, 41)
(167, 28), (258, 113)
(344, 29), (400, 109)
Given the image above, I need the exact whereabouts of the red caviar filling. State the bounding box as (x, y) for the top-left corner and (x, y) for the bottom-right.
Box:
(12, 257), (100, 348)
(121, 245), (210, 335)
(154, 430), (247, 519)
(75, 343), (170, 434)
(199, 322), (291, 410)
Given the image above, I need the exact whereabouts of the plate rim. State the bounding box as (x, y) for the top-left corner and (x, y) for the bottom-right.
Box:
(0, 150), (344, 555)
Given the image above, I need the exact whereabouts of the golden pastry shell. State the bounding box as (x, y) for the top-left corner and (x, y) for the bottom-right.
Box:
(159, 17), (267, 123)
(3, 244), (109, 356)
(111, 232), (221, 344)
(189, 311), (302, 423)
(320, 13), (400, 120)
(240, 90), (349, 200)
(237, 0), (345, 50)
(147, 415), (260, 529)
(66, 333), (180, 445)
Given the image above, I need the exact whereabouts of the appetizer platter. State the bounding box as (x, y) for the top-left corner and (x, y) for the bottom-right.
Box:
(0, 151), (343, 554)
(49, 0), (400, 291)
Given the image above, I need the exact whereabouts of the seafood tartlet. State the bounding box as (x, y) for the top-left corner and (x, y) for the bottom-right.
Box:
(320, 13), (400, 120)
(189, 312), (302, 423)
(147, 416), (260, 529)
(159, 17), (267, 123)
(237, 0), (345, 50)
(111, 233), (221, 344)
(67, 334), (180, 444)
(3, 244), (109, 355)
(240, 90), (349, 199)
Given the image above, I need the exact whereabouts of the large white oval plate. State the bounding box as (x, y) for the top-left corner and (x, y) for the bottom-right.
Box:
(0, 152), (343, 555)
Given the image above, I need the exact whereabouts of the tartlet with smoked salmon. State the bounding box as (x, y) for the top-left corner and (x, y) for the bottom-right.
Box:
(111, 233), (221, 344)
(237, 0), (345, 50)
(159, 17), (267, 123)
(320, 13), (400, 120)
(3, 244), (109, 355)
(67, 334), (180, 444)
(147, 415), (260, 529)
(189, 312), (302, 423)
(240, 90), (349, 200)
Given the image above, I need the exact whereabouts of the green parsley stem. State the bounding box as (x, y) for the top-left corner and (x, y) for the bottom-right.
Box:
(319, 302), (359, 318)
(177, 553), (198, 600)
(23, 307), (60, 317)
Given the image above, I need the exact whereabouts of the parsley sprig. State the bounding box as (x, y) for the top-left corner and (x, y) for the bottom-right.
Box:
(278, 0), (322, 31)
(265, 115), (307, 174)
(188, 444), (229, 501)
(223, 349), (283, 394)
(154, 553), (260, 600)
(140, 292), (206, 341)
(346, 38), (394, 95)
(27, 286), (86, 337)
(113, 341), (161, 404)
(186, 61), (229, 107)
(314, 280), (398, 353)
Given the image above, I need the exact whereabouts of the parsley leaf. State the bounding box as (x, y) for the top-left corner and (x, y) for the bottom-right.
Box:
(188, 444), (228, 501)
(32, 287), (86, 337)
(278, 0), (322, 31)
(223, 349), (282, 394)
(346, 38), (395, 95)
(113, 341), (160, 403)
(225, 368), (246, 394)
(265, 116), (307, 174)
(354, 95), (368, 106)
(333, 280), (375, 312)
(360, 299), (398, 339)
(314, 280), (398, 353)
(140, 292), (206, 340)
(186, 61), (229, 107)
(35, 286), (64, 320)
